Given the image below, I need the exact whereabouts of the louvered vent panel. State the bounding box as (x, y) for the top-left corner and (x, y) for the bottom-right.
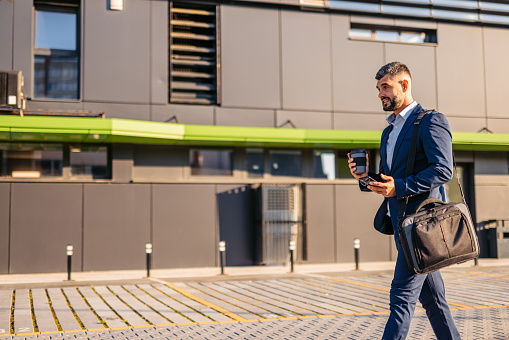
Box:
(170, 3), (218, 105)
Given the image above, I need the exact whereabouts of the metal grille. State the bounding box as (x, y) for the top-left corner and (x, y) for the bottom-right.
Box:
(169, 2), (218, 105)
(258, 185), (301, 265)
(0, 71), (22, 109)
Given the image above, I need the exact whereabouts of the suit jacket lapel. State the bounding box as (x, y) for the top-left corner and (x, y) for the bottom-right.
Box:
(380, 125), (392, 174)
(390, 104), (424, 173)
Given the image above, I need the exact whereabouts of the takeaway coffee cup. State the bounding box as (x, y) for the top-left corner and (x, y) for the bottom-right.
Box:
(350, 149), (367, 175)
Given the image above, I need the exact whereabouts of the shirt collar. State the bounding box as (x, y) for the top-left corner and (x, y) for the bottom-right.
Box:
(386, 101), (417, 125)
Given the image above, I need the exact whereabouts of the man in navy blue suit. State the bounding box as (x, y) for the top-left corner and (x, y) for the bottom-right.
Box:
(348, 62), (461, 339)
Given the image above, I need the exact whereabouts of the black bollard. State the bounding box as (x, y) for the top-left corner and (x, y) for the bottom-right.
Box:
(66, 245), (73, 281)
(219, 241), (226, 275)
(354, 239), (360, 270)
(145, 243), (152, 277)
(289, 240), (296, 273)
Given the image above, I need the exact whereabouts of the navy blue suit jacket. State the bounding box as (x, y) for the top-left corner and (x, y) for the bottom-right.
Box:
(368, 104), (454, 241)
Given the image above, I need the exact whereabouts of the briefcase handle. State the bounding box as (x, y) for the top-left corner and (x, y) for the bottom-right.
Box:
(415, 198), (445, 213)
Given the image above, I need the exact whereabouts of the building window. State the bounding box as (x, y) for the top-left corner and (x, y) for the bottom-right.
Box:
(0, 143), (63, 178)
(34, 1), (80, 100)
(247, 149), (264, 178)
(349, 23), (437, 44)
(313, 151), (336, 180)
(169, 2), (219, 105)
(269, 150), (302, 177)
(190, 149), (233, 176)
(70, 145), (110, 179)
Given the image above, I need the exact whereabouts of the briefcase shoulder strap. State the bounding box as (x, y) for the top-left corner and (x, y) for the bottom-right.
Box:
(397, 110), (467, 225)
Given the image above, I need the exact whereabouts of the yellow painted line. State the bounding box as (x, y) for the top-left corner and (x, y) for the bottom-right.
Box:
(467, 271), (509, 279)
(328, 277), (470, 309)
(447, 302), (471, 308)
(164, 282), (247, 322)
(3, 303), (509, 337)
(327, 277), (390, 292)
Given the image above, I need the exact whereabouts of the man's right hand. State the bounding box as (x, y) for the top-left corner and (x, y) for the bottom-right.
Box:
(347, 152), (369, 180)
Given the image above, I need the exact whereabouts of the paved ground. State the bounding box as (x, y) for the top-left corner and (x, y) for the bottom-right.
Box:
(0, 262), (509, 339)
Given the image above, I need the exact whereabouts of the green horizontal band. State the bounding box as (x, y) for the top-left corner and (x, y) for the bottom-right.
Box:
(0, 115), (506, 151)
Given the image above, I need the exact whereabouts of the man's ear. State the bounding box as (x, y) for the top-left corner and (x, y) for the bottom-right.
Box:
(401, 79), (409, 92)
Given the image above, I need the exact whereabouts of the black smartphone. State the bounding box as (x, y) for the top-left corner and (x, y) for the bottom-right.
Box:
(359, 176), (377, 186)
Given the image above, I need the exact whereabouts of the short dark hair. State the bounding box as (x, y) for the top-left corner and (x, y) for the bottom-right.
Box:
(375, 62), (412, 80)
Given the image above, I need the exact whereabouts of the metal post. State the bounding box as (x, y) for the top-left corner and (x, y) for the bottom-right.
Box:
(289, 240), (296, 273)
(66, 244), (73, 281)
(145, 243), (152, 277)
(354, 239), (360, 271)
(219, 241), (226, 275)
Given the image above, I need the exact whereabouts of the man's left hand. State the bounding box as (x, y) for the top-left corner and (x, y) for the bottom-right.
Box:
(368, 173), (396, 197)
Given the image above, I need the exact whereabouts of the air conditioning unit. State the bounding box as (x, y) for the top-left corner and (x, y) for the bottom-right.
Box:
(0, 71), (24, 110)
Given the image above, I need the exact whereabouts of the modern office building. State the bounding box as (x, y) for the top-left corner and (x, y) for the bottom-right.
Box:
(1, 0), (509, 274)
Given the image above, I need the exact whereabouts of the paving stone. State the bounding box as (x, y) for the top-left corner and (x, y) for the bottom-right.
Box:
(46, 288), (81, 332)
(62, 288), (103, 330)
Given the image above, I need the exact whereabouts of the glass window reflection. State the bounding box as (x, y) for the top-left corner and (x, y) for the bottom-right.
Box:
(247, 149), (264, 178)
(0, 143), (63, 178)
(313, 151), (336, 180)
(35, 11), (76, 50)
(190, 149), (233, 176)
(269, 150), (301, 177)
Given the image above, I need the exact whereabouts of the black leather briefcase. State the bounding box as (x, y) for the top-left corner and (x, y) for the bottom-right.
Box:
(398, 198), (480, 274)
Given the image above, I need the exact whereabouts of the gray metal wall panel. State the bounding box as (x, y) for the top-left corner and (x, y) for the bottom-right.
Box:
(133, 145), (186, 181)
(216, 108), (275, 127)
(83, 102), (150, 121)
(150, 0), (168, 105)
(27, 100), (84, 112)
(10, 183), (83, 274)
(151, 104), (214, 125)
(83, 0), (150, 103)
(484, 27), (509, 119)
(281, 10), (332, 111)
(334, 112), (387, 131)
(217, 184), (255, 266)
(448, 116), (486, 132)
(12, 0), (33, 98)
(305, 185), (335, 263)
(0, 184), (9, 274)
(475, 152), (508, 175)
(487, 119), (509, 134)
(112, 144), (133, 183)
(221, 5), (281, 109)
(152, 184), (216, 268)
(334, 185), (391, 262)
(384, 43), (437, 110)
(83, 184), (150, 271)
(331, 16), (383, 113)
(0, 1), (13, 70)
(436, 24), (485, 117)
(276, 110), (332, 129)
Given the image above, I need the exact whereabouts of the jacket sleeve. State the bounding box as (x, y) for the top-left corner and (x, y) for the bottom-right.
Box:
(393, 112), (453, 199)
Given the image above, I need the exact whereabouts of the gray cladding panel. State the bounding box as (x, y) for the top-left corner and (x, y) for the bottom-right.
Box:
(332, 16), (384, 113)
(277, 110), (332, 129)
(305, 185), (335, 263)
(150, 0), (168, 105)
(151, 104), (214, 125)
(0, 184), (9, 274)
(436, 24), (485, 117)
(447, 116), (486, 133)
(484, 27), (509, 119)
(112, 144), (133, 183)
(281, 10), (332, 111)
(334, 184), (391, 262)
(216, 107), (275, 127)
(334, 112), (387, 130)
(83, 0), (150, 103)
(12, 0), (33, 98)
(83, 102), (149, 121)
(133, 145), (186, 181)
(384, 43), (437, 110)
(10, 183), (83, 274)
(0, 1), (13, 70)
(83, 184), (150, 271)
(152, 184), (216, 268)
(221, 6), (281, 109)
